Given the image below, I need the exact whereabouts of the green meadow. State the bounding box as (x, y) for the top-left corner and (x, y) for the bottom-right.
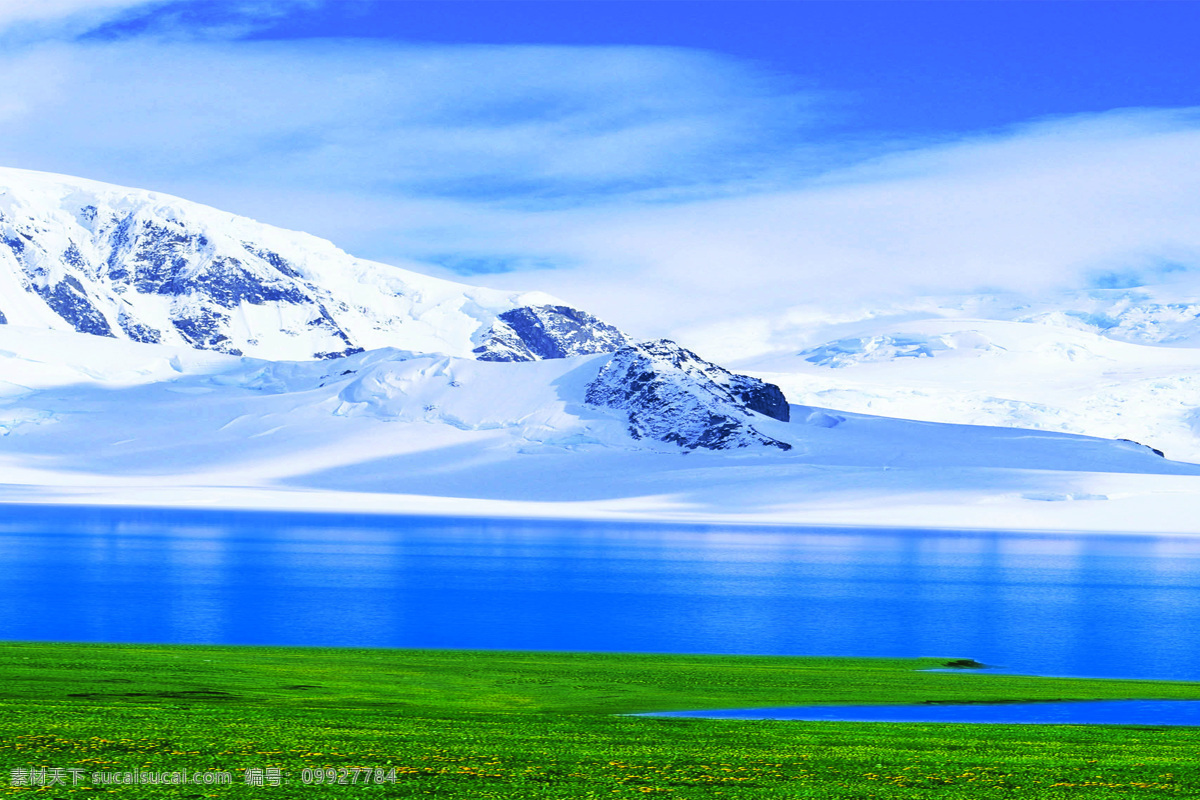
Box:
(2, 642), (1199, 798)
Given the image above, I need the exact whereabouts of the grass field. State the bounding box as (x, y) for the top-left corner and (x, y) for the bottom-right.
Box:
(2, 642), (1199, 797)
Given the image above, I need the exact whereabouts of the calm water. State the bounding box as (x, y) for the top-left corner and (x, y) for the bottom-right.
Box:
(3, 505), (1200, 684)
(644, 700), (1200, 726)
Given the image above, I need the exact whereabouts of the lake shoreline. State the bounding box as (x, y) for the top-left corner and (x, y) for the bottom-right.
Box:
(3, 482), (1200, 536)
(4, 505), (1200, 681)
(3, 496), (1196, 539)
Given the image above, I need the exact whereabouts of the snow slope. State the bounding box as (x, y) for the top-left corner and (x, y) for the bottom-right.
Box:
(6, 169), (1200, 532)
(0, 167), (568, 360)
(3, 326), (1200, 533)
(731, 292), (1200, 464)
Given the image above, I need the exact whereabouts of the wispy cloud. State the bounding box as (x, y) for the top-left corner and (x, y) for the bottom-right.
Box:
(442, 108), (1200, 356)
(0, 0), (165, 42)
(0, 38), (823, 204)
(0, 0), (155, 27)
(1, 16), (1198, 362)
(0, 0), (318, 42)
(79, 0), (326, 41)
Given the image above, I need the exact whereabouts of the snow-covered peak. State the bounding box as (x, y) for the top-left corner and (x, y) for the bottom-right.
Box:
(0, 167), (561, 361)
(1017, 298), (1200, 347)
(586, 339), (792, 451)
(474, 304), (631, 362)
(800, 330), (1002, 368)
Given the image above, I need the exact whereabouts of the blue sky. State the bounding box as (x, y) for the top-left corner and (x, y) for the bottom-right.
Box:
(92, 1), (1200, 139)
(2, 1), (1200, 348)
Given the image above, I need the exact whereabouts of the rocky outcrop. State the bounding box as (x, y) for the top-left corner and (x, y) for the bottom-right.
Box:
(1117, 438), (1166, 458)
(585, 339), (792, 451)
(473, 304), (630, 362)
(723, 373), (792, 422)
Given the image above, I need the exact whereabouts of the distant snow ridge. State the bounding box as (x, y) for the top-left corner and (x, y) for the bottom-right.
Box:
(1022, 304), (1200, 346)
(0, 168), (555, 361)
(473, 305), (631, 362)
(802, 331), (998, 368)
(586, 339), (792, 451)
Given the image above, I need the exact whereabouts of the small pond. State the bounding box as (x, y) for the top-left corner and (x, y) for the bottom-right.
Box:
(642, 699), (1200, 726)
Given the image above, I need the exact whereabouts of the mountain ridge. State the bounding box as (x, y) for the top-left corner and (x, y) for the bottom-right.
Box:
(0, 167), (800, 455)
(0, 167), (568, 361)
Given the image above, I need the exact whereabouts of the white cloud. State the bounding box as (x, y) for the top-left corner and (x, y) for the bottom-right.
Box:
(0, 38), (818, 199)
(449, 109), (1200, 356)
(0, 1), (318, 41)
(0, 0), (154, 27)
(1, 31), (1198, 363)
(0, 0), (168, 42)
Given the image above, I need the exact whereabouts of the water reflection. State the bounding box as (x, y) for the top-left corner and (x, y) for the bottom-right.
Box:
(1, 505), (1199, 680)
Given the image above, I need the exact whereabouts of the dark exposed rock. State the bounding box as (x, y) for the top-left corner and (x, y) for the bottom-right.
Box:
(722, 374), (790, 422)
(122, 219), (308, 308)
(474, 305), (630, 362)
(243, 244), (304, 280)
(3, 234), (25, 255)
(0, 201), (359, 358)
(306, 303), (356, 351)
(172, 309), (241, 354)
(117, 312), (162, 344)
(127, 218), (201, 294)
(103, 213), (136, 284)
(62, 242), (87, 269)
(197, 256), (309, 308)
(3, 224), (113, 336)
(585, 339), (792, 451)
(315, 346), (365, 359)
(474, 319), (535, 362)
(33, 275), (114, 338)
(1117, 438), (1165, 458)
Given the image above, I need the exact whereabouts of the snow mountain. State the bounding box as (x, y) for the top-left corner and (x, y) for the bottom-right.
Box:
(731, 288), (1200, 463)
(5, 168), (1200, 531)
(1017, 293), (1200, 348)
(474, 304), (631, 362)
(0, 167), (801, 454)
(0, 167), (627, 363)
(586, 340), (792, 451)
(3, 326), (1198, 533)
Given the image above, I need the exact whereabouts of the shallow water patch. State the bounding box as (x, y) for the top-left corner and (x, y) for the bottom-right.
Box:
(641, 699), (1200, 726)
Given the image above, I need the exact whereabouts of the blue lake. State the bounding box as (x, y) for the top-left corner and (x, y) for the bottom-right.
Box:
(4, 504), (1200, 686)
